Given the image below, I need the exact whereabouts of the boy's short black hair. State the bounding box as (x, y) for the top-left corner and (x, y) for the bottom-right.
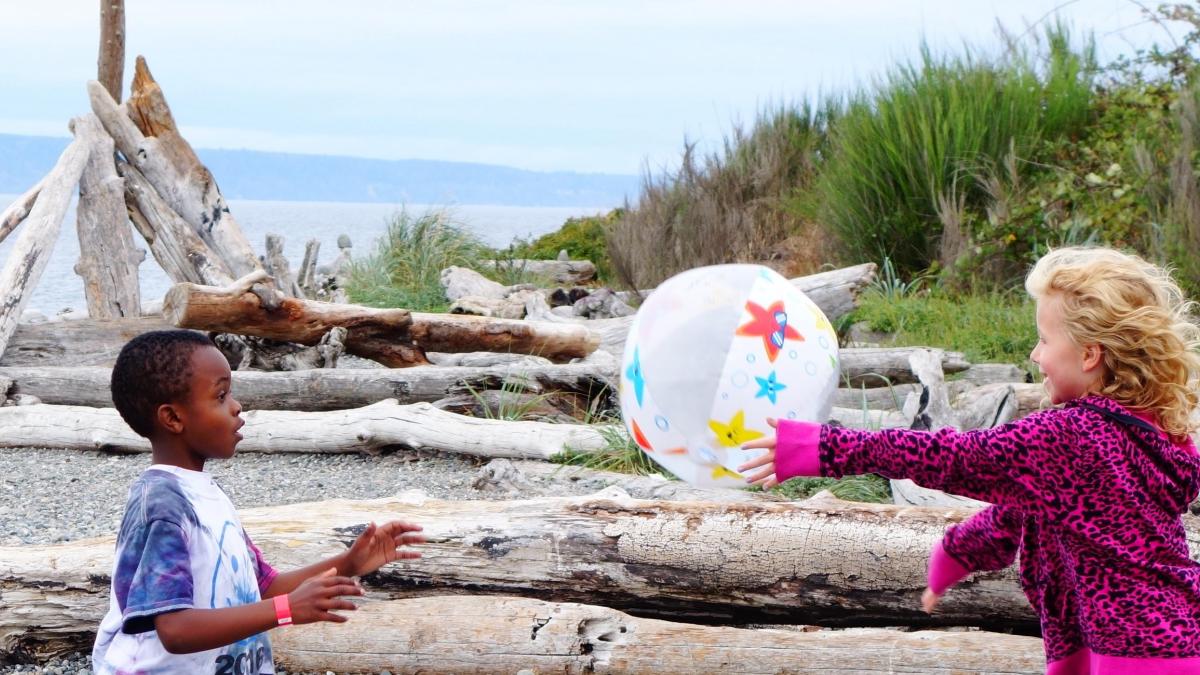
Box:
(111, 330), (216, 438)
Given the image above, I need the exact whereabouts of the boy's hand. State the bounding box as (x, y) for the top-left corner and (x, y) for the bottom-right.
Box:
(738, 418), (780, 489)
(341, 520), (425, 578)
(288, 568), (363, 625)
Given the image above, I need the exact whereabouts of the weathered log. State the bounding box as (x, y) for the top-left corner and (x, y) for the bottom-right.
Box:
(0, 399), (610, 458)
(73, 114), (142, 318)
(263, 233), (302, 298)
(0, 132), (91, 361)
(274, 596), (1046, 675)
(833, 381), (975, 411)
(0, 315), (170, 367)
(959, 362), (1031, 386)
(0, 490), (1081, 660)
(296, 238), (320, 297)
(164, 273), (600, 366)
(441, 265), (511, 300)
(891, 350), (988, 509)
(0, 361), (615, 410)
(87, 62), (263, 279)
(839, 347), (970, 387)
(0, 179), (42, 246)
(483, 257), (597, 284)
(120, 160), (235, 286)
(97, 0), (125, 103)
(588, 263), (879, 356)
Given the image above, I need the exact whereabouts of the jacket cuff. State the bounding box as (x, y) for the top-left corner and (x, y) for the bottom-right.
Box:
(774, 419), (822, 482)
(927, 538), (972, 595)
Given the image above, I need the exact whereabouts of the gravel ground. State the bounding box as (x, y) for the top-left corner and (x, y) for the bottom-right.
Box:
(0, 445), (603, 674)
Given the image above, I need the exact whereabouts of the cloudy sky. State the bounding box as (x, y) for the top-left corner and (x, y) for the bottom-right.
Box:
(0, 1), (1181, 174)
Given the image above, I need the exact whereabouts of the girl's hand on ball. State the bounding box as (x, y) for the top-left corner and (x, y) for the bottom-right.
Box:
(739, 418), (780, 489)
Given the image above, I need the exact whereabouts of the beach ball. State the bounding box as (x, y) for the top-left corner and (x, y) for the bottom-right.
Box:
(619, 264), (839, 488)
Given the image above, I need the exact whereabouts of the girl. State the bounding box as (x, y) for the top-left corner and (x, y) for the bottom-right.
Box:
(740, 246), (1200, 674)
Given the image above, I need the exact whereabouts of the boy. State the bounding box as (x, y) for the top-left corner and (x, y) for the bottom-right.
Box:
(93, 330), (424, 673)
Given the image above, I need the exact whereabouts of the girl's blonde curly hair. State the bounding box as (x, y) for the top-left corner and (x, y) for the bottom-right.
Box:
(1025, 246), (1200, 443)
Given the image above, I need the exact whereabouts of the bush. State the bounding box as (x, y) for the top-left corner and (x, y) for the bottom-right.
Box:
(816, 25), (1095, 278)
(505, 209), (623, 282)
(344, 209), (485, 311)
(608, 103), (835, 290)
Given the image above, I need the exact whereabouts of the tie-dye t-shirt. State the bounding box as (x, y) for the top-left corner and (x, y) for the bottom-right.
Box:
(93, 465), (278, 674)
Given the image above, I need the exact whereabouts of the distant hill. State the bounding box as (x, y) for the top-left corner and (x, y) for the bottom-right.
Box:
(0, 134), (639, 207)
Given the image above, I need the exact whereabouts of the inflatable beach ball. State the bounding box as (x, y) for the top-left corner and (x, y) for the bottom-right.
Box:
(619, 264), (839, 488)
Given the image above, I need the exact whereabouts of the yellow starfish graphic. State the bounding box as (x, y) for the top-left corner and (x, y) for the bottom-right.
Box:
(711, 464), (744, 480)
(809, 303), (833, 334)
(708, 410), (765, 447)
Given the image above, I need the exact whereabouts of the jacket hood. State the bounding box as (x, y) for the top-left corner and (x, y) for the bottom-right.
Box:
(1069, 395), (1200, 515)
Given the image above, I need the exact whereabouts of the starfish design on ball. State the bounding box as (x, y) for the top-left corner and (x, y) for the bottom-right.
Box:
(736, 300), (803, 362)
(625, 347), (646, 407)
(711, 464), (744, 480)
(754, 370), (788, 404)
(708, 410), (765, 447)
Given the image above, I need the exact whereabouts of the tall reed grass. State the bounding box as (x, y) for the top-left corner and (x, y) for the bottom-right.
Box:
(817, 24), (1096, 276)
(608, 103), (834, 290)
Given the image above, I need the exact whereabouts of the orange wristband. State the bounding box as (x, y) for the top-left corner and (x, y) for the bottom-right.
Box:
(273, 594), (292, 626)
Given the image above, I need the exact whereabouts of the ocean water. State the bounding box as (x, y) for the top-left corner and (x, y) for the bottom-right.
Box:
(0, 195), (605, 315)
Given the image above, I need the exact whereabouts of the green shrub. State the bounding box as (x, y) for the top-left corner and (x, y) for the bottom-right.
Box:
(344, 209), (484, 311)
(504, 209), (622, 282)
(817, 24), (1095, 278)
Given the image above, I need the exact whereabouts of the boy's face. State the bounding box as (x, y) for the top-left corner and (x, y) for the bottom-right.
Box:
(174, 345), (244, 461)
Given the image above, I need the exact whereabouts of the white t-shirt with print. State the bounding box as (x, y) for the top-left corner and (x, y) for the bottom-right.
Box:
(93, 465), (275, 674)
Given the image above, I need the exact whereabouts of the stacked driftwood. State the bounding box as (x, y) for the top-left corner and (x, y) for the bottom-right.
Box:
(0, 33), (1070, 675)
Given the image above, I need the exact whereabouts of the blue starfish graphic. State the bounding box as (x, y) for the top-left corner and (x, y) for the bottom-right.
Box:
(625, 347), (646, 407)
(754, 370), (787, 404)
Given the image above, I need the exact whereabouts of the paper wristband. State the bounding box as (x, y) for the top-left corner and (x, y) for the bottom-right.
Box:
(273, 594), (293, 626)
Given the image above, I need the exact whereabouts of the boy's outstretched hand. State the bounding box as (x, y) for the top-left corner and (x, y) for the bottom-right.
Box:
(340, 520), (425, 578)
(288, 568), (363, 625)
(738, 417), (780, 489)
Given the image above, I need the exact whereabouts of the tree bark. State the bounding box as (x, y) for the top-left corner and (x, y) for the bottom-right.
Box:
(273, 596), (1046, 675)
(120, 159), (234, 286)
(0, 399), (611, 458)
(73, 114), (142, 318)
(97, 0), (125, 103)
(0, 133), (91, 361)
(164, 274), (601, 366)
(0, 179), (43, 247)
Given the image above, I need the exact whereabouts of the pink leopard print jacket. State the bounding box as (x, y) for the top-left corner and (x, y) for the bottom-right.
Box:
(775, 395), (1200, 666)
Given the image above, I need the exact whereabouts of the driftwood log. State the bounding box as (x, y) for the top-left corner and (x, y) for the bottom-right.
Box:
(0, 315), (169, 367)
(0, 179), (42, 246)
(120, 160), (234, 286)
(164, 272), (600, 366)
(73, 114), (142, 319)
(273, 595), (1045, 675)
(0, 400), (610, 458)
(0, 491), (1050, 661)
(97, 0), (124, 103)
(484, 258), (597, 284)
(0, 130), (91, 360)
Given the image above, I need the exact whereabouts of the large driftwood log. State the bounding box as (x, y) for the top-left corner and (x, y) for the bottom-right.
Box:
(164, 273), (600, 366)
(274, 595), (1045, 675)
(73, 114), (142, 318)
(0, 179), (42, 246)
(87, 61), (262, 279)
(0, 399), (610, 458)
(120, 160), (234, 286)
(0, 490), (1106, 660)
(0, 132), (91, 361)
(97, 0), (125, 103)
(484, 258), (597, 284)
(0, 316), (168, 367)
(263, 233), (303, 298)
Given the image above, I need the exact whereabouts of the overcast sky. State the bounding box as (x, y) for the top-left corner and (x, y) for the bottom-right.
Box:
(0, 1), (1183, 174)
